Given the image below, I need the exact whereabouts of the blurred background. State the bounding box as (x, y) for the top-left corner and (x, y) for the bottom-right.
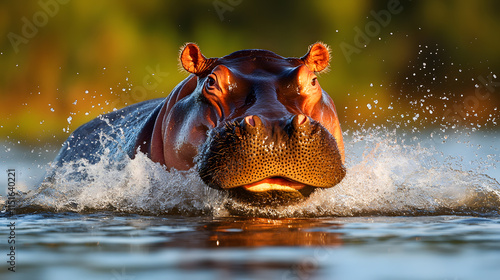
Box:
(1, 0), (499, 146)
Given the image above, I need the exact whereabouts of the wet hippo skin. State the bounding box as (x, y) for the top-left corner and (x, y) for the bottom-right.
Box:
(52, 43), (346, 204)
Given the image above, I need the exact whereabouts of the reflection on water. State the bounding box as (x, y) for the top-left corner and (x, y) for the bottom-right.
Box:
(0, 213), (500, 280)
(160, 217), (343, 248)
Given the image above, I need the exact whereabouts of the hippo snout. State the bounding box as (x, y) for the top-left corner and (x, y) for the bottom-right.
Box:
(196, 114), (346, 202)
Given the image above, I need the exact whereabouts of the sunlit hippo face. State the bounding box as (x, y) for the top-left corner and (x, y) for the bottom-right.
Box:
(162, 43), (346, 205)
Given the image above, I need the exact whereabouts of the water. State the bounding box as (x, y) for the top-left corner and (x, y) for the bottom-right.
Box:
(1, 214), (500, 280)
(6, 129), (498, 217)
(1, 129), (500, 279)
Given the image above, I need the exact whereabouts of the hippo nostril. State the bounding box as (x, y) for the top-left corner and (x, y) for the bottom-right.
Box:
(297, 114), (307, 125)
(292, 114), (310, 130)
(244, 115), (256, 127)
(242, 115), (263, 134)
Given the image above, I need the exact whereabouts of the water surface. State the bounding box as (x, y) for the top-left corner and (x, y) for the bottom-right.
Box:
(1, 214), (500, 280)
(1, 129), (499, 279)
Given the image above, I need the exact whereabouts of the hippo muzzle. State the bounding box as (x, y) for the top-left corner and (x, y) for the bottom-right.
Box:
(197, 114), (345, 204)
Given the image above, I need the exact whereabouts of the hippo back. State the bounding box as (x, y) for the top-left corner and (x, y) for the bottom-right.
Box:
(53, 98), (164, 167)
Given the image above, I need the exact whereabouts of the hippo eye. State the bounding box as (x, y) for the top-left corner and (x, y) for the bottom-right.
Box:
(311, 77), (318, 87)
(206, 75), (217, 89)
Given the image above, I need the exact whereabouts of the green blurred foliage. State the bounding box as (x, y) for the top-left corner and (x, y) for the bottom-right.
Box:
(0, 0), (499, 145)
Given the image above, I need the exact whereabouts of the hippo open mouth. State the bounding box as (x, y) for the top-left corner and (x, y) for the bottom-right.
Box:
(197, 114), (346, 205)
(227, 178), (318, 206)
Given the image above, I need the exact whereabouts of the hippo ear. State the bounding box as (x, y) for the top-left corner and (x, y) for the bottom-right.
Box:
(301, 42), (330, 73)
(180, 43), (217, 75)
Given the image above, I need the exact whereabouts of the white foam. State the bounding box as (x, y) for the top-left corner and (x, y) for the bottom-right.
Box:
(14, 129), (500, 217)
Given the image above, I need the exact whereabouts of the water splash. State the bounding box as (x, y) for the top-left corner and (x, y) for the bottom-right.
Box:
(18, 152), (227, 216)
(6, 129), (500, 218)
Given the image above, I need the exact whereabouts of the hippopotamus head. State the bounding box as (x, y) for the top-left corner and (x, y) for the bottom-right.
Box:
(150, 43), (346, 204)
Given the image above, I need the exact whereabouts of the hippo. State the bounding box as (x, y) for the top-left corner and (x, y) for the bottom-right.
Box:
(52, 42), (346, 204)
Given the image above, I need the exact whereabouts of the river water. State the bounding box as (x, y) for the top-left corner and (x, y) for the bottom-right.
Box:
(1, 129), (499, 279)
